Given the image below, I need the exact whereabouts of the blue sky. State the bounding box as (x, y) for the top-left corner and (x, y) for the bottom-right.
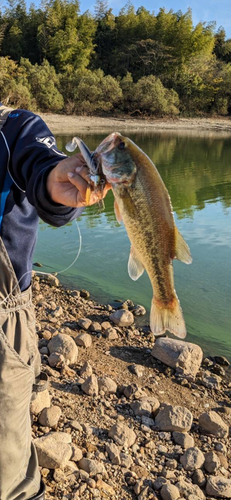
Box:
(11, 0), (231, 38)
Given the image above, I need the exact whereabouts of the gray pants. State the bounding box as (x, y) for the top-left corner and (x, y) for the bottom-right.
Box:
(0, 236), (41, 499)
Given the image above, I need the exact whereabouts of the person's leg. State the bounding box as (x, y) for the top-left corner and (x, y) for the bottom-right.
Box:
(0, 234), (45, 500)
(0, 291), (43, 500)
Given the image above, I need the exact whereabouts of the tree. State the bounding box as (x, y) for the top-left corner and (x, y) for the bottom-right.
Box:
(0, 56), (34, 109)
(20, 57), (64, 111)
(1, 0), (27, 61)
(214, 62), (231, 114)
(175, 54), (222, 114)
(92, 3), (116, 73)
(37, 0), (95, 72)
(214, 27), (231, 63)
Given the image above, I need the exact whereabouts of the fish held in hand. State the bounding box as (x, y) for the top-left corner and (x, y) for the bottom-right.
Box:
(94, 132), (192, 338)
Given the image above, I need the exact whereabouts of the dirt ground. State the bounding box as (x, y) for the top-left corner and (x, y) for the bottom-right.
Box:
(38, 113), (231, 136)
(32, 276), (231, 500)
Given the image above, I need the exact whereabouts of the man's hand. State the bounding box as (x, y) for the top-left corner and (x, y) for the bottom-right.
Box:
(46, 153), (111, 207)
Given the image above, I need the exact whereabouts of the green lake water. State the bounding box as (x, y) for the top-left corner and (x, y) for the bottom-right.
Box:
(34, 131), (231, 360)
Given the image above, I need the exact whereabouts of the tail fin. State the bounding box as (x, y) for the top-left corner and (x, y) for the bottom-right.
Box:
(150, 296), (186, 338)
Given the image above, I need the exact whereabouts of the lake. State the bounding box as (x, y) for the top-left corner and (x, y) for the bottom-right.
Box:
(34, 131), (231, 360)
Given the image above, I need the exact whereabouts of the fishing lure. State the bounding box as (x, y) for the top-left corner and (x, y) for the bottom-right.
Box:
(66, 137), (104, 205)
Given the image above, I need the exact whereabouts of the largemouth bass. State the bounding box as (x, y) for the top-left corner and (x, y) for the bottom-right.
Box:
(94, 132), (192, 338)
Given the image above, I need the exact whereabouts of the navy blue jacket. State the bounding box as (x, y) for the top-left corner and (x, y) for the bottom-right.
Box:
(0, 108), (81, 291)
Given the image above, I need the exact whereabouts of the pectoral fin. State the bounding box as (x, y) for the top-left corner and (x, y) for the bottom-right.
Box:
(174, 227), (192, 264)
(128, 247), (145, 281)
(114, 199), (123, 224)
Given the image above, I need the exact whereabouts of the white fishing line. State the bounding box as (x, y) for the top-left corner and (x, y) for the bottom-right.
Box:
(0, 219), (82, 306)
(55, 219), (82, 275)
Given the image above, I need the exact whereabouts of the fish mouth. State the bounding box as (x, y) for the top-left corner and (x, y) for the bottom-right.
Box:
(100, 162), (131, 185)
(95, 132), (122, 155)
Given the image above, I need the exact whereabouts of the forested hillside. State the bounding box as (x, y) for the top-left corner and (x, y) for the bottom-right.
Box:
(1, 0), (231, 116)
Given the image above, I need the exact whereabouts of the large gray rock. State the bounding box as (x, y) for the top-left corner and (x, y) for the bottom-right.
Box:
(105, 442), (121, 465)
(75, 333), (92, 348)
(81, 374), (99, 396)
(192, 469), (206, 488)
(108, 422), (136, 448)
(201, 371), (221, 390)
(180, 447), (205, 471)
(198, 411), (229, 437)
(48, 431), (72, 444)
(151, 338), (203, 377)
(172, 431), (194, 449)
(80, 361), (93, 378)
(131, 397), (160, 418)
(30, 390), (50, 415)
(78, 458), (106, 476)
(35, 434), (72, 469)
(206, 476), (231, 498)
(48, 352), (65, 368)
(104, 327), (118, 340)
(71, 444), (83, 462)
(120, 452), (133, 469)
(45, 274), (60, 286)
(48, 333), (78, 364)
(161, 484), (180, 500)
(204, 451), (220, 473)
(155, 405), (193, 432)
(109, 309), (134, 327)
(132, 305), (146, 316)
(38, 405), (61, 428)
(176, 479), (205, 499)
(98, 377), (117, 394)
(78, 318), (92, 330)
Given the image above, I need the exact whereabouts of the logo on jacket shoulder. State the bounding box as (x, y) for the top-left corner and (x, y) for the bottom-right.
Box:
(35, 136), (66, 156)
(36, 136), (56, 148)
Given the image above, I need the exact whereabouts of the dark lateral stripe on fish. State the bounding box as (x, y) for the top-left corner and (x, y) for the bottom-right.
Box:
(142, 227), (169, 302)
(126, 187), (171, 303)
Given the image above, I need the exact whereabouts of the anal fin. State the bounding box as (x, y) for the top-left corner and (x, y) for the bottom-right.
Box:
(128, 247), (144, 281)
(174, 226), (192, 264)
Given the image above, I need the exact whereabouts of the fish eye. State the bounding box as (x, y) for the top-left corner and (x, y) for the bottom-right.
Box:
(118, 141), (125, 150)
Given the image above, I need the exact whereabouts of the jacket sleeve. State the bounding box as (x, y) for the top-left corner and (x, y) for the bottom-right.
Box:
(5, 110), (82, 226)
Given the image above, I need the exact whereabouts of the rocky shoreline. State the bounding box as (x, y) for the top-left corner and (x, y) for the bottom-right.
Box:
(31, 274), (231, 500)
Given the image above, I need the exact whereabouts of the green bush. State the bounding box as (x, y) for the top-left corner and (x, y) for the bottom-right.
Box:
(61, 69), (122, 114)
(133, 75), (179, 115)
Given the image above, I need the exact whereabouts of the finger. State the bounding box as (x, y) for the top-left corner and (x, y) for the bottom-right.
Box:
(75, 165), (93, 185)
(67, 172), (90, 202)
